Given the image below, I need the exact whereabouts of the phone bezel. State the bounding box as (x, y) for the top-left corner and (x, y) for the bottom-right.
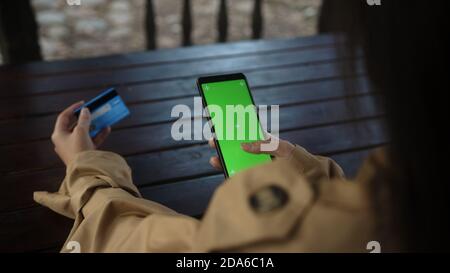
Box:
(197, 73), (273, 178)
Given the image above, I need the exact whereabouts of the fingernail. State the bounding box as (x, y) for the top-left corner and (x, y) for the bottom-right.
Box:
(81, 107), (90, 115)
(241, 143), (251, 150)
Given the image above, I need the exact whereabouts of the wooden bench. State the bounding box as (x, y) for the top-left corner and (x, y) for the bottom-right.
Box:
(0, 34), (386, 252)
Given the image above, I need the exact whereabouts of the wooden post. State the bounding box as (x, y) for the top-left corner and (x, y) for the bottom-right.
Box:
(318, 0), (356, 33)
(182, 0), (192, 46)
(217, 0), (228, 43)
(145, 0), (157, 50)
(0, 0), (42, 64)
(252, 0), (264, 39)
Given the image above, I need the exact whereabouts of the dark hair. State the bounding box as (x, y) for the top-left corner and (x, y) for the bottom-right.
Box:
(321, 0), (450, 251)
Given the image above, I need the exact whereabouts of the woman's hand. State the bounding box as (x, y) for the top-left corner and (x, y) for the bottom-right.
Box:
(209, 134), (296, 171)
(51, 101), (111, 166)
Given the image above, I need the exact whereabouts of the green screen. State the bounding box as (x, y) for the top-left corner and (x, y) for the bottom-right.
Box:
(202, 79), (272, 177)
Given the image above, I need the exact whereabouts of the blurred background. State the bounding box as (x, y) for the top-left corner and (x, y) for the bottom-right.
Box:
(0, 0), (322, 64)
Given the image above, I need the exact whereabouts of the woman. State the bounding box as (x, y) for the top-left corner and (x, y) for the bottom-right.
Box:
(34, 1), (450, 252)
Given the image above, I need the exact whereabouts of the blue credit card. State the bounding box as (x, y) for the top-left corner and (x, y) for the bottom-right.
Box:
(74, 88), (130, 137)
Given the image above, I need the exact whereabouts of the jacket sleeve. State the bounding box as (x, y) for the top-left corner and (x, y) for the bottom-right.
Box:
(34, 151), (200, 253)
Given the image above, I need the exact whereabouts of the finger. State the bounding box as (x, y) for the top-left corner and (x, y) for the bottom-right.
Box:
(93, 127), (111, 148)
(209, 156), (223, 171)
(54, 101), (84, 133)
(208, 138), (216, 149)
(241, 140), (276, 156)
(75, 107), (91, 132)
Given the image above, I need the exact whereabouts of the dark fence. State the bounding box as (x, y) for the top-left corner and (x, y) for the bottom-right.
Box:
(0, 0), (330, 65)
(145, 0), (264, 49)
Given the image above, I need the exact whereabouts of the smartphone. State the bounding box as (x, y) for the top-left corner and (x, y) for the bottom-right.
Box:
(74, 88), (130, 137)
(197, 73), (272, 178)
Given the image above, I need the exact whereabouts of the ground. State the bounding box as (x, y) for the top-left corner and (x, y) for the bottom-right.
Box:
(1, 0), (322, 63)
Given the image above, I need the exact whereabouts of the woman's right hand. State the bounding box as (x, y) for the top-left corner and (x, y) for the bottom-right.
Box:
(208, 134), (296, 171)
(51, 101), (111, 166)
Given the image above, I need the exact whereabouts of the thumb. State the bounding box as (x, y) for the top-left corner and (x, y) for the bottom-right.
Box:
(77, 107), (91, 131)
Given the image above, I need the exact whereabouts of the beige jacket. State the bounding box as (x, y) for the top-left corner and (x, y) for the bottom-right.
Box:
(34, 146), (381, 253)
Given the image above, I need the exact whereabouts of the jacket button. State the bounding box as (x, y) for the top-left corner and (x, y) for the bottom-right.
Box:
(249, 185), (289, 213)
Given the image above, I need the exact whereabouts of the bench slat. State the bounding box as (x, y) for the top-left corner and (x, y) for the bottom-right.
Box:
(0, 46), (359, 97)
(0, 78), (371, 144)
(0, 35), (341, 78)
